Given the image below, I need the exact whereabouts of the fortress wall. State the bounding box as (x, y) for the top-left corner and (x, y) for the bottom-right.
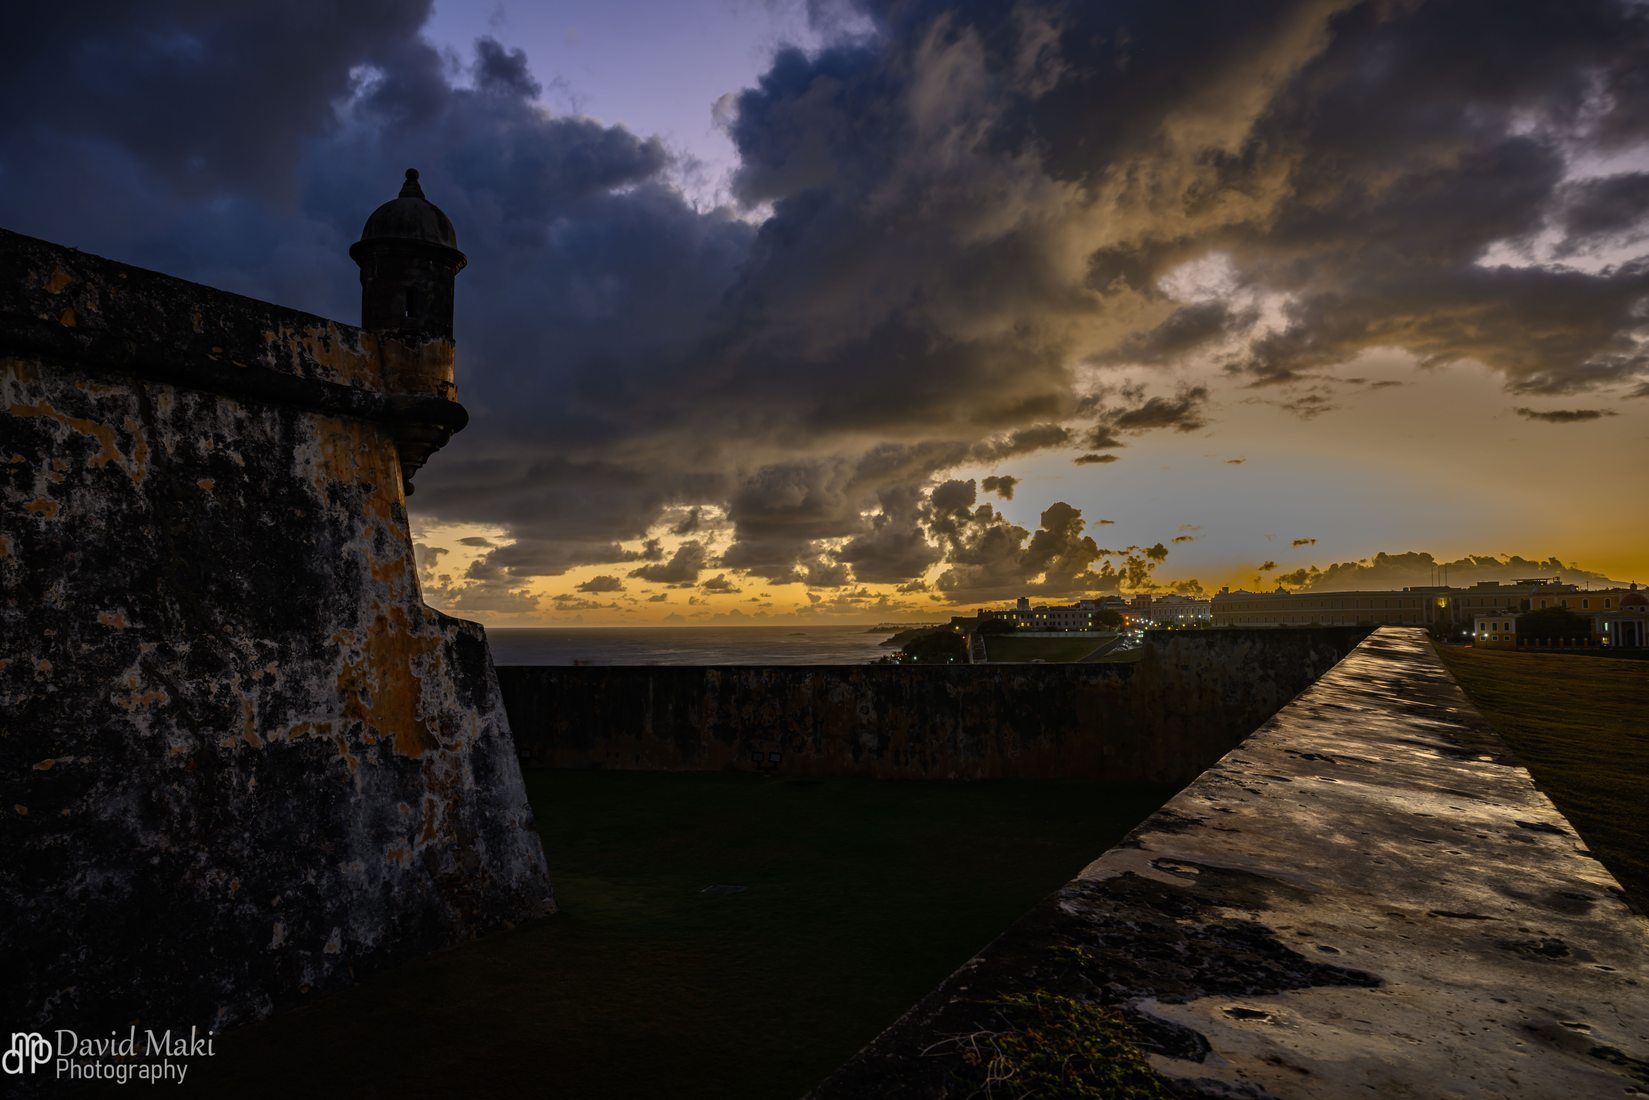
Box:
(0, 229), (552, 1031)
(812, 628), (1649, 1098)
(497, 628), (1368, 784)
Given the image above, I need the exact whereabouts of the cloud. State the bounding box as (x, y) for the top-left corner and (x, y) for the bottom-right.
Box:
(628, 540), (710, 584)
(1259, 560), (1278, 572)
(1554, 172), (1649, 252)
(575, 575), (625, 594)
(1276, 393), (1335, 420)
(835, 483), (941, 584)
(1225, 458), (1246, 465)
(1106, 387), (1211, 434)
(980, 474), (1017, 500)
(552, 595), (621, 613)
(1074, 453), (1120, 465)
(1291, 537), (1317, 547)
(7, 0), (1648, 602)
(1081, 425), (1124, 450)
(700, 573), (742, 593)
(1513, 406), (1619, 423)
(931, 499), (1177, 599)
(1172, 534), (1196, 544)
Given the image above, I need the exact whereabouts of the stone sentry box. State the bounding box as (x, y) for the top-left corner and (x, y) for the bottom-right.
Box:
(0, 171), (553, 1032)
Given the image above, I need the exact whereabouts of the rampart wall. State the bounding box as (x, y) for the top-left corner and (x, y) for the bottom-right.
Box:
(497, 628), (1368, 784)
(0, 229), (553, 1031)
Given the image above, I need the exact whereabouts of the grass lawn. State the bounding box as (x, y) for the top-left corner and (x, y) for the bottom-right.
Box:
(983, 635), (1113, 663)
(1435, 644), (1649, 914)
(190, 770), (1173, 1098)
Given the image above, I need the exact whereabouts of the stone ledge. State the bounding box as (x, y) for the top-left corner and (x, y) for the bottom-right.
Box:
(813, 627), (1649, 1097)
(0, 227), (466, 491)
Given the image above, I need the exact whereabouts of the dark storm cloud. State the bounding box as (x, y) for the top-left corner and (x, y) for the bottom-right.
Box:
(928, 495), (1172, 601)
(1106, 388), (1211, 433)
(7, 0), (1647, 600)
(628, 541), (710, 585)
(1554, 172), (1649, 250)
(1082, 426), (1124, 450)
(1078, 386), (1209, 449)
(0, 1), (434, 199)
(980, 475), (1016, 500)
(575, 575), (625, 594)
(1513, 406), (1618, 423)
(1100, 303), (1255, 366)
(838, 484), (942, 584)
(973, 424), (1072, 460)
(473, 37), (542, 99)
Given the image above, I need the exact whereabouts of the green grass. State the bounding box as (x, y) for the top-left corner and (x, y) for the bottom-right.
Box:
(983, 635), (1113, 663)
(940, 992), (1170, 1099)
(1435, 645), (1649, 913)
(191, 770), (1173, 1098)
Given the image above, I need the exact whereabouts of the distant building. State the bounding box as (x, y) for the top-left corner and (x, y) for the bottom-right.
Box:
(981, 597), (1121, 632)
(1603, 593), (1649, 648)
(1474, 588), (1648, 649)
(1471, 613), (1522, 649)
(1209, 577), (1613, 630)
(1129, 593), (1212, 626)
(1213, 587), (1445, 627)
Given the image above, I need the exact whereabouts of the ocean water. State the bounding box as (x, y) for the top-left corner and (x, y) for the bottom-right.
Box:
(485, 625), (903, 666)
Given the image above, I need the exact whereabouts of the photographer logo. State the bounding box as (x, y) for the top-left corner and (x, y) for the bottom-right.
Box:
(2, 1027), (214, 1084)
(3, 1032), (51, 1075)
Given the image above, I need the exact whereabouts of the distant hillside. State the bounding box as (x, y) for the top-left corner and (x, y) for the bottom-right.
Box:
(1277, 551), (1631, 592)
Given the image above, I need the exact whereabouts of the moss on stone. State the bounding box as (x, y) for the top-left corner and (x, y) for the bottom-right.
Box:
(944, 991), (1170, 1099)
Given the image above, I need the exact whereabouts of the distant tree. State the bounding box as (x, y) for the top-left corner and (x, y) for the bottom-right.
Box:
(977, 617), (1018, 635)
(1092, 609), (1124, 629)
(1515, 607), (1591, 641)
(903, 629), (969, 663)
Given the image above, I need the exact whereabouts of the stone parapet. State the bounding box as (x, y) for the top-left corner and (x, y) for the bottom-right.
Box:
(813, 628), (1649, 1097)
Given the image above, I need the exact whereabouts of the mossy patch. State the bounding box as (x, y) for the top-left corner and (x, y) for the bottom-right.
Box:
(934, 991), (1170, 1098)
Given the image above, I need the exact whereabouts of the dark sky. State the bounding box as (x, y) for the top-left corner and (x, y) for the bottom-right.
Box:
(4, 1), (1646, 621)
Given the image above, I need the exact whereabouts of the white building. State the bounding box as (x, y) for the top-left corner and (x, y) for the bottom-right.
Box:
(1129, 593), (1213, 626)
(983, 594), (1201, 632)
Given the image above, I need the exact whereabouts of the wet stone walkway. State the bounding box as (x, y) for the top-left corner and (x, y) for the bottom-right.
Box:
(815, 627), (1649, 1098)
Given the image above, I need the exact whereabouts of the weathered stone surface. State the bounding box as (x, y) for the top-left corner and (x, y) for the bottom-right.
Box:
(813, 628), (1649, 1098)
(0, 228), (552, 1032)
(498, 629), (1368, 784)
